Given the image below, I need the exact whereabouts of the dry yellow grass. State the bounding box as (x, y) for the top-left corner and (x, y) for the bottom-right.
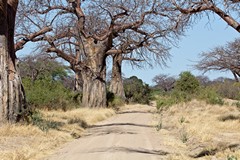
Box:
(155, 99), (240, 159)
(0, 108), (115, 160)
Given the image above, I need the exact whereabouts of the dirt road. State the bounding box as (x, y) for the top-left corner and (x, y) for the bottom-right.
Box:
(44, 105), (171, 160)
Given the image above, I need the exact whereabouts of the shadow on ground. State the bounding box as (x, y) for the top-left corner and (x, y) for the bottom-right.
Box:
(90, 123), (154, 129)
(83, 146), (169, 156)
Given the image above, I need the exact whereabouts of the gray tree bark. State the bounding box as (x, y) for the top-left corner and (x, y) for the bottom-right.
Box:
(74, 71), (83, 92)
(109, 54), (126, 101)
(0, 0), (27, 123)
(81, 38), (109, 108)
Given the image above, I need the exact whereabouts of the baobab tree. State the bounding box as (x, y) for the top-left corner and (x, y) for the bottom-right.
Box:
(0, 0), (27, 123)
(195, 38), (240, 82)
(0, 0), (54, 123)
(105, 0), (188, 100)
(108, 34), (171, 100)
(17, 0), (187, 108)
(169, 0), (240, 32)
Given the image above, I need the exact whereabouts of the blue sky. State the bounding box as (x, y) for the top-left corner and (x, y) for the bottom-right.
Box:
(122, 16), (239, 85)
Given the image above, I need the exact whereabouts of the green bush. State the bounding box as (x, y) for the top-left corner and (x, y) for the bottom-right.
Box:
(106, 91), (125, 109)
(171, 90), (192, 102)
(109, 97), (125, 109)
(175, 71), (200, 95)
(156, 91), (191, 111)
(155, 72), (200, 109)
(233, 101), (240, 109)
(156, 97), (176, 111)
(155, 72), (225, 110)
(198, 87), (224, 105)
(124, 76), (151, 104)
(23, 77), (81, 110)
(30, 111), (63, 132)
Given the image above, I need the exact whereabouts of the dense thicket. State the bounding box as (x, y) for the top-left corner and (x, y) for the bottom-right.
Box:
(124, 76), (151, 104)
(19, 55), (80, 110)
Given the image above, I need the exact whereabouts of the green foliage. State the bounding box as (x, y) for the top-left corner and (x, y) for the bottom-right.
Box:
(20, 55), (80, 110)
(156, 91), (192, 111)
(233, 101), (240, 109)
(107, 91), (125, 109)
(124, 76), (151, 104)
(156, 72), (200, 110)
(198, 87), (224, 105)
(23, 77), (81, 110)
(175, 71), (200, 94)
(30, 111), (63, 132)
(171, 90), (192, 102)
(155, 71), (226, 110)
(227, 155), (238, 160)
(156, 97), (176, 111)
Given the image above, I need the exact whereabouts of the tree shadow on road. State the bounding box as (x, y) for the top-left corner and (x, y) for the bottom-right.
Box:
(83, 128), (137, 137)
(117, 110), (154, 114)
(89, 123), (154, 128)
(84, 146), (169, 156)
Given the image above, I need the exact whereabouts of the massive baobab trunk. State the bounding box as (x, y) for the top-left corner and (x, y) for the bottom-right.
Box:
(81, 38), (110, 108)
(0, 0), (9, 123)
(0, 0), (26, 123)
(109, 54), (126, 101)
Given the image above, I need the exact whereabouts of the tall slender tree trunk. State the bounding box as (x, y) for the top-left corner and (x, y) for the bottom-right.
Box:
(81, 38), (109, 108)
(109, 54), (126, 101)
(0, 0), (26, 123)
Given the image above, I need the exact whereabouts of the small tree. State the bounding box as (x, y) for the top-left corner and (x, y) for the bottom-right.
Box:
(175, 71), (200, 95)
(124, 76), (151, 104)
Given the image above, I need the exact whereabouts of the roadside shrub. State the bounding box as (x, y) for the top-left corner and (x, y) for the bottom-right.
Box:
(124, 76), (151, 104)
(198, 87), (224, 105)
(150, 88), (162, 100)
(154, 71), (226, 110)
(155, 72), (200, 109)
(23, 77), (81, 110)
(30, 111), (63, 132)
(108, 97), (125, 109)
(171, 90), (192, 102)
(175, 71), (200, 95)
(233, 101), (240, 109)
(156, 91), (192, 111)
(107, 91), (125, 109)
(156, 97), (176, 111)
